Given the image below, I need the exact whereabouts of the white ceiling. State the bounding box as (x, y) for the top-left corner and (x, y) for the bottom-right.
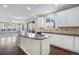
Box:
(0, 4), (78, 23)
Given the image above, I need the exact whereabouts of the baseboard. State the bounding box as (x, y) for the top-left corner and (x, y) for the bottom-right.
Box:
(18, 44), (30, 55)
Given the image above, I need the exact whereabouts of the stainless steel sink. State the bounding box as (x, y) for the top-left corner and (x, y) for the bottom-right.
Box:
(20, 32), (50, 40)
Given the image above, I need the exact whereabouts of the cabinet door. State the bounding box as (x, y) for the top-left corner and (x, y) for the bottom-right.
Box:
(76, 6), (79, 26)
(22, 38), (30, 53)
(54, 35), (63, 47)
(31, 40), (40, 55)
(49, 34), (55, 45)
(62, 35), (74, 50)
(18, 36), (21, 45)
(66, 7), (77, 26)
(56, 11), (67, 27)
(52, 35), (74, 50)
(20, 36), (25, 46)
(42, 38), (50, 55)
(74, 37), (79, 52)
(27, 39), (33, 54)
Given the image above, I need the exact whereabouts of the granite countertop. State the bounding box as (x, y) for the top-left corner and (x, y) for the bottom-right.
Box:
(19, 33), (51, 40)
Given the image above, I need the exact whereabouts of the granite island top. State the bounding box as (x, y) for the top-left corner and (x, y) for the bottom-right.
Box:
(19, 33), (51, 40)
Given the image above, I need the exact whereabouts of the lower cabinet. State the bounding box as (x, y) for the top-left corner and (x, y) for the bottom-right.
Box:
(50, 34), (75, 53)
(19, 35), (79, 54)
(19, 36), (50, 55)
(61, 35), (74, 50)
(22, 38), (40, 55)
(41, 38), (50, 55)
(54, 35), (63, 47)
(50, 34), (63, 47)
(74, 37), (79, 52)
(49, 34), (55, 45)
(31, 40), (40, 55)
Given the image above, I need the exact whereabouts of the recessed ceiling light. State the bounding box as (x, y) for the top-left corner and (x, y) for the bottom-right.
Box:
(27, 7), (31, 10)
(16, 17), (23, 19)
(3, 5), (8, 8)
(54, 4), (59, 6)
(47, 11), (50, 13)
(31, 14), (34, 17)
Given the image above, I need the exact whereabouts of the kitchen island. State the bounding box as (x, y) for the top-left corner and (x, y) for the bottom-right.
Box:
(18, 33), (51, 55)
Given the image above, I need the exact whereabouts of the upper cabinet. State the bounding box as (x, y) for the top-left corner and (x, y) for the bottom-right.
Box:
(56, 6), (79, 27)
(75, 6), (79, 26)
(56, 10), (67, 27)
(66, 7), (78, 26)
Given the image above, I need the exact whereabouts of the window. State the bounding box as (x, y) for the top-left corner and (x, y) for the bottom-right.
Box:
(46, 18), (50, 23)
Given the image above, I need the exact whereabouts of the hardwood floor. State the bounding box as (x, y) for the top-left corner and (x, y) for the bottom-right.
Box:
(2, 34), (79, 55)
(0, 36), (26, 55)
(49, 45), (79, 55)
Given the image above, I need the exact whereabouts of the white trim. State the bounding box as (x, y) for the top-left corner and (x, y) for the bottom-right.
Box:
(18, 44), (30, 55)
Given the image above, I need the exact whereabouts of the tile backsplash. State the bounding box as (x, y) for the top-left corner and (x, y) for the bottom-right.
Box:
(58, 27), (79, 32)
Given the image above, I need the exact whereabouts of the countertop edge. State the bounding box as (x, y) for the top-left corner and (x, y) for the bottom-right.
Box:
(19, 35), (51, 40)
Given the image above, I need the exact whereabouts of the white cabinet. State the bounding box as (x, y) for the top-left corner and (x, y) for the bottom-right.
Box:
(49, 34), (61, 46)
(56, 10), (67, 27)
(50, 34), (63, 47)
(20, 36), (25, 46)
(27, 39), (33, 54)
(50, 34), (74, 51)
(19, 36), (50, 55)
(75, 6), (79, 26)
(54, 35), (63, 47)
(62, 35), (74, 50)
(49, 33), (79, 53)
(66, 6), (79, 26)
(50, 34), (55, 45)
(56, 6), (79, 27)
(74, 37), (79, 52)
(66, 7), (78, 26)
(31, 40), (40, 55)
(31, 39), (50, 55)
(42, 38), (50, 55)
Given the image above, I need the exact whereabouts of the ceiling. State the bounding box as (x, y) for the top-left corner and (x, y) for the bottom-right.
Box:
(0, 4), (79, 23)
